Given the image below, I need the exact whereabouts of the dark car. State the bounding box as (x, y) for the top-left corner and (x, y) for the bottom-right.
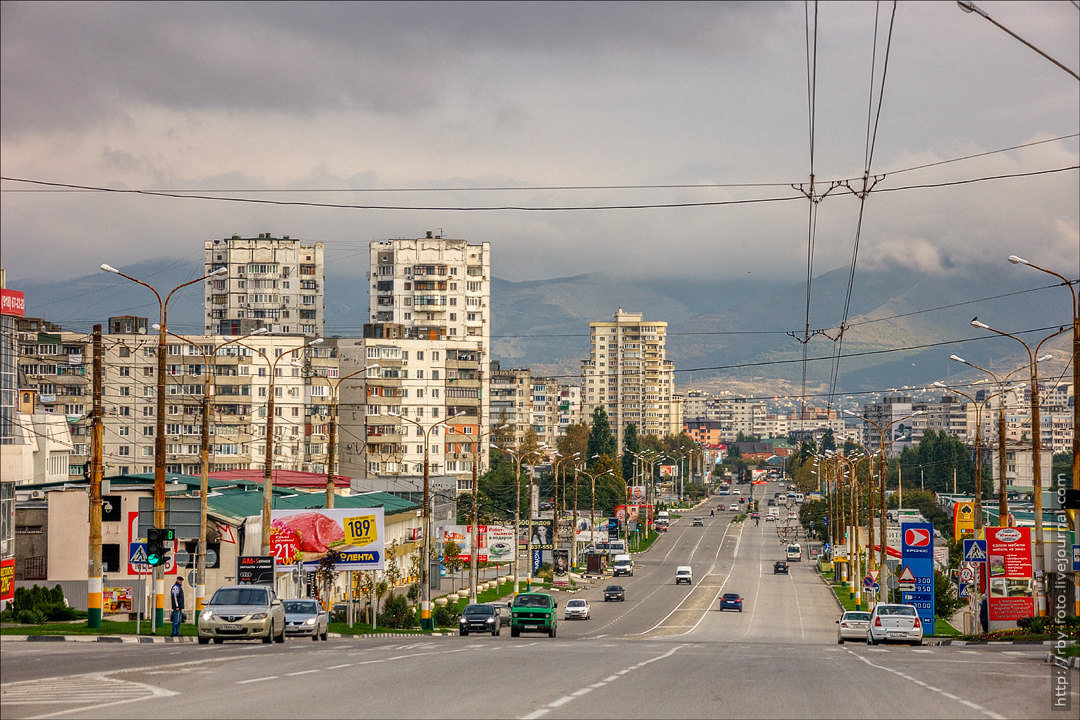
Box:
(604, 585), (625, 602)
(459, 603), (501, 636)
(719, 593), (744, 612)
(773, 561), (789, 574)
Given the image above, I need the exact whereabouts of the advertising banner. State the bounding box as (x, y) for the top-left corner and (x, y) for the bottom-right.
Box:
(952, 501), (975, 541)
(659, 465), (678, 478)
(237, 555), (275, 585)
(103, 586), (133, 613)
(900, 522), (936, 634)
(628, 486), (646, 503)
(986, 526), (1034, 622)
(441, 525), (515, 563)
(518, 518), (554, 550)
(552, 549), (569, 587)
(0, 558), (13, 603)
(270, 507), (385, 570)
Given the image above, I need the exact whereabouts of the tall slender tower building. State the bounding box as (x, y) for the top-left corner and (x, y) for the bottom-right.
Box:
(582, 308), (675, 452)
(204, 234), (325, 338)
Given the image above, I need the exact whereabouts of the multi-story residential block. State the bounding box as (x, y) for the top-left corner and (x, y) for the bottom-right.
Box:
(855, 396), (915, 456)
(556, 384), (584, 434)
(334, 329), (486, 494)
(582, 308), (676, 452)
(530, 377), (561, 448)
(912, 395), (969, 443)
(368, 233), (491, 350)
(204, 233), (325, 338)
(489, 362), (530, 449)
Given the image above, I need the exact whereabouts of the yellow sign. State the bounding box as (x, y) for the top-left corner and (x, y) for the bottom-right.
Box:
(953, 501), (975, 541)
(343, 514), (378, 547)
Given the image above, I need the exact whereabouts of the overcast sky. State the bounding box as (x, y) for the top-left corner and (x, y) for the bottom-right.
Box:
(1, 1), (1077, 286)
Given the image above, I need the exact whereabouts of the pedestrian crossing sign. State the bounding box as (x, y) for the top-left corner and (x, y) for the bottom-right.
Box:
(963, 539), (986, 563)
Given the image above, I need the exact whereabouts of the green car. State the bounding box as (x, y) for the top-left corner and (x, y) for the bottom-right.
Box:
(510, 592), (558, 637)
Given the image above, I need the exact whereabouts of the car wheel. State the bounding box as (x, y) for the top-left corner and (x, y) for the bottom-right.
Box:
(198, 636), (210, 645)
(213, 638), (224, 644)
(511, 627), (520, 637)
(460, 630), (468, 636)
(866, 633), (875, 646)
(837, 637), (844, 644)
(263, 623), (274, 644)
(492, 626), (499, 636)
(550, 626), (556, 638)
(276, 625), (286, 643)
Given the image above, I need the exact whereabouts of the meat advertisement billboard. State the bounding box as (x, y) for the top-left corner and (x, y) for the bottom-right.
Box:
(986, 526), (1033, 623)
(270, 508), (385, 570)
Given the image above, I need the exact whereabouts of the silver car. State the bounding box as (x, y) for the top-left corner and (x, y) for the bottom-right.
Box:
(283, 598), (329, 641)
(866, 603), (923, 646)
(835, 610), (871, 644)
(198, 585), (286, 645)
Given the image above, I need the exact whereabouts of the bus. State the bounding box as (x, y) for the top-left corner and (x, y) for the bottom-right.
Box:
(593, 540), (628, 556)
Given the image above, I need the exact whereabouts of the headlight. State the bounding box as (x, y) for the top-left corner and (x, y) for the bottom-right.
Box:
(485, 617), (494, 624)
(459, 617), (468, 624)
(201, 609), (214, 620)
(305, 617), (317, 625)
(250, 612), (268, 620)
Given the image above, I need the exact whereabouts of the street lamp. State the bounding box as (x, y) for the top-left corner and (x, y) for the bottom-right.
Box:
(390, 410), (466, 629)
(956, 2), (1080, 81)
(1008, 255), (1079, 615)
(153, 323), (267, 617)
(577, 465), (613, 566)
(467, 423), (508, 604)
(101, 262), (227, 627)
(548, 451), (580, 558)
(293, 361), (380, 508)
(971, 317), (1068, 616)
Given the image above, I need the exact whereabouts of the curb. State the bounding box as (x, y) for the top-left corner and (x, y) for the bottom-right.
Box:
(3, 635), (197, 643)
(1044, 652), (1080, 671)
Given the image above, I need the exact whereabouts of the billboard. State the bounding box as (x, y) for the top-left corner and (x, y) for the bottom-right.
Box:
(659, 465), (678, 478)
(986, 526), (1034, 622)
(518, 519), (554, 550)
(900, 522), (936, 634)
(952, 501), (975, 541)
(270, 507), (385, 570)
(440, 525), (515, 563)
(552, 549), (569, 587)
(0, 558), (13, 603)
(0, 289), (25, 317)
(628, 486), (646, 503)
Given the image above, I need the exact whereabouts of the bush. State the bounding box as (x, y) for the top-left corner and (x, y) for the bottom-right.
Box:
(1017, 616), (1049, 633)
(378, 594), (417, 630)
(0, 585), (79, 625)
(406, 582), (421, 603)
(432, 604), (457, 627)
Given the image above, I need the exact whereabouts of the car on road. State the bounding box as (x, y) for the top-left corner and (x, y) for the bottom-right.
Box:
(283, 598), (329, 641)
(612, 553), (634, 577)
(489, 602), (512, 624)
(773, 561), (789, 574)
(675, 566), (693, 585)
(866, 603), (923, 645)
(765, 514), (776, 521)
(767, 498), (776, 506)
(654, 520), (669, 532)
(604, 585), (626, 602)
(564, 598), (591, 620)
(729, 504), (739, 511)
(786, 543), (802, 561)
(692, 517), (704, 527)
(511, 592), (558, 637)
(459, 603), (502, 636)
(198, 585), (286, 645)
(719, 593), (744, 612)
(836, 610), (871, 644)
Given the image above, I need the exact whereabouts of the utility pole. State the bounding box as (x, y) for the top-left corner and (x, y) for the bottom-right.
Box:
(87, 324), (103, 628)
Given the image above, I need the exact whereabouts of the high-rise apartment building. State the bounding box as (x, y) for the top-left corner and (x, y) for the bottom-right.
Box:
(368, 233), (491, 350)
(204, 234), (325, 338)
(489, 362), (531, 449)
(582, 308), (675, 452)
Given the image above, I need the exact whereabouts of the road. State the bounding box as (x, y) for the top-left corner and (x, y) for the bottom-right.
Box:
(1, 483), (1074, 719)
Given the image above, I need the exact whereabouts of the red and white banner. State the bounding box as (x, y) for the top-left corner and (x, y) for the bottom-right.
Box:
(986, 526), (1034, 622)
(0, 289), (25, 317)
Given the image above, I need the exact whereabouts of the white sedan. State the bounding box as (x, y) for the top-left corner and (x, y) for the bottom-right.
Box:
(564, 598), (590, 620)
(866, 603), (923, 646)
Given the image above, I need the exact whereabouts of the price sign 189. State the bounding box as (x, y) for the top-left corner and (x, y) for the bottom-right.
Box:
(344, 515), (378, 547)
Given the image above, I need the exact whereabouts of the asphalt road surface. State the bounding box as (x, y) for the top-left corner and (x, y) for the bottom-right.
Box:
(2, 484), (1075, 719)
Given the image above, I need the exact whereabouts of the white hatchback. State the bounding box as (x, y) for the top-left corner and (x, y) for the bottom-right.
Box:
(564, 598), (590, 620)
(866, 603), (923, 646)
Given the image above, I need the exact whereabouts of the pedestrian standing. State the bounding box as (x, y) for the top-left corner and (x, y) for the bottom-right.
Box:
(170, 577), (185, 637)
(979, 596), (988, 634)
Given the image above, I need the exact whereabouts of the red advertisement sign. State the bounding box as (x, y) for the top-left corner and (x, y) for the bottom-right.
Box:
(0, 558), (14, 602)
(0, 289), (25, 317)
(986, 526), (1034, 622)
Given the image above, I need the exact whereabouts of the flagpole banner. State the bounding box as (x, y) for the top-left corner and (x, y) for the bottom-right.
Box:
(270, 508), (385, 571)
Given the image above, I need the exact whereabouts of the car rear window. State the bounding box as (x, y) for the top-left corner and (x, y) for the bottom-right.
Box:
(879, 606), (916, 616)
(845, 612), (871, 621)
(211, 588), (267, 606)
(722, 594), (739, 600)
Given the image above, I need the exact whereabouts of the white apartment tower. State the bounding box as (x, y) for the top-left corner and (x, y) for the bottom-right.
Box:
(582, 308), (675, 453)
(204, 234), (325, 338)
(368, 233), (491, 350)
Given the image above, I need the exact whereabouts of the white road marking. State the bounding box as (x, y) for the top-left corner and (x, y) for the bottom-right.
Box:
(603, 675), (619, 682)
(325, 664), (353, 669)
(521, 709), (551, 719)
(571, 688), (593, 697)
(236, 676), (277, 684)
(590, 682), (608, 689)
(548, 696), (575, 707)
(285, 669), (319, 676)
(911, 649), (933, 654)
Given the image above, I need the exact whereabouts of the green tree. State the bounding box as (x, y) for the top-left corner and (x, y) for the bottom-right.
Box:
(587, 407), (617, 462)
(934, 568), (966, 620)
(820, 430), (836, 454)
(443, 540), (465, 591)
(1051, 451), (1071, 483)
(622, 423), (641, 480)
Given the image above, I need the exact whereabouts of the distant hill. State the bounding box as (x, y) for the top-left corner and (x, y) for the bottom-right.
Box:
(10, 259), (1071, 397)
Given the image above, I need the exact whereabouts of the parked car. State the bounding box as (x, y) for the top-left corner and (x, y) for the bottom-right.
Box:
(564, 598), (591, 620)
(675, 566), (693, 585)
(510, 592), (558, 637)
(692, 517), (704, 527)
(866, 603), (923, 646)
(283, 598), (329, 641)
(719, 593), (743, 612)
(198, 585), (286, 645)
(459, 603), (501, 636)
(604, 585), (625, 602)
(773, 561), (789, 574)
(836, 610), (871, 644)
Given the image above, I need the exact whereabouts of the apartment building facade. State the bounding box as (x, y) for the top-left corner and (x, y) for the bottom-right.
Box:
(582, 308), (676, 453)
(204, 234), (325, 338)
(489, 362), (530, 450)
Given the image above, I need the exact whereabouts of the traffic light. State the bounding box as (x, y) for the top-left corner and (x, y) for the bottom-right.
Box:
(146, 527), (174, 567)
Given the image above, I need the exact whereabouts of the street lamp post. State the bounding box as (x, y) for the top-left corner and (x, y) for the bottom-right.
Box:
(549, 452), (580, 562)
(578, 466), (612, 568)
(154, 324), (267, 618)
(101, 263), (227, 626)
(1009, 255), (1079, 616)
(495, 442), (541, 597)
(390, 410), (465, 630)
(467, 424), (508, 603)
(237, 337), (324, 555)
(971, 318), (1068, 616)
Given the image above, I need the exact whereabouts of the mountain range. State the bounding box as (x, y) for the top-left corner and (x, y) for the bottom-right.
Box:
(9, 259), (1073, 401)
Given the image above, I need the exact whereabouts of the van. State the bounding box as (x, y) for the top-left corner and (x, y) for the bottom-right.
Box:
(794, 493), (805, 504)
(786, 543), (802, 562)
(657, 511), (670, 522)
(593, 540), (627, 556)
(675, 566), (693, 585)
(612, 554), (634, 577)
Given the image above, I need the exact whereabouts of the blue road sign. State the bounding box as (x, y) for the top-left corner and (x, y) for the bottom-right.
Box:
(532, 549), (542, 574)
(129, 542), (148, 564)
(901, 523), (935, 634)
(1073, 545), (1079, 572)
(958, 583), (971, 598)
(963, 539), (987, 563)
